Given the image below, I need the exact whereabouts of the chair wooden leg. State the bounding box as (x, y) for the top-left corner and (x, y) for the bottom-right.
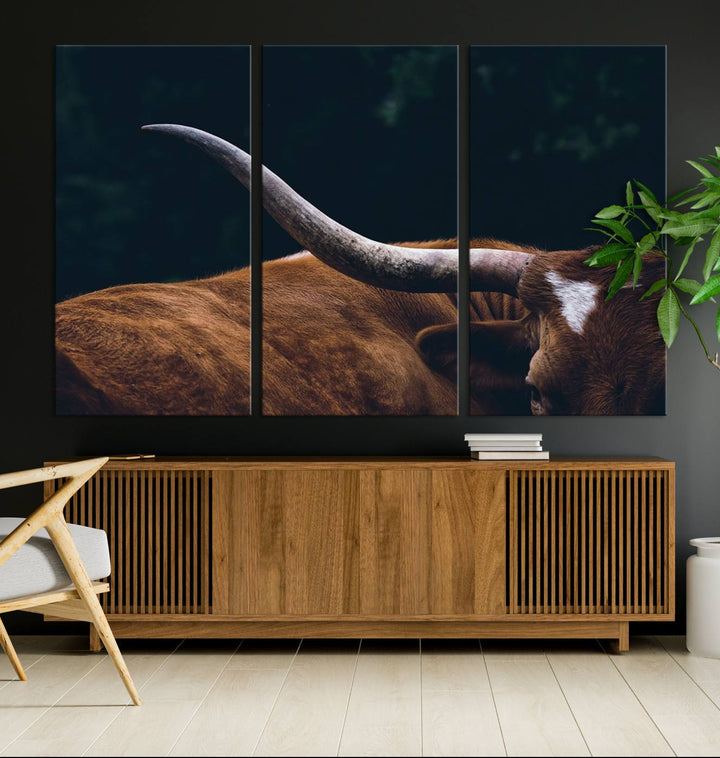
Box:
(45, 516), (142, 705)
(89, 625), (102, 653)
(0, 616), (27, 681)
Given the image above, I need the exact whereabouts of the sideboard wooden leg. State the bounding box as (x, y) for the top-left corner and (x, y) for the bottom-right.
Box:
(618, 622), (630, 652)
(607, 622), (630, 653)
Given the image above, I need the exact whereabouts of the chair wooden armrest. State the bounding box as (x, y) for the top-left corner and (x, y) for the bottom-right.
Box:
(0, 458), (109, 569)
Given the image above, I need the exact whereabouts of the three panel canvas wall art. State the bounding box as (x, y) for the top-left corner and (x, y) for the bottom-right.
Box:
(55, 45), (666, 416)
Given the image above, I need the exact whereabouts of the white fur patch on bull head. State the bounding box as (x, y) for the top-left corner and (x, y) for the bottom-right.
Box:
(545, 270), (599, 335)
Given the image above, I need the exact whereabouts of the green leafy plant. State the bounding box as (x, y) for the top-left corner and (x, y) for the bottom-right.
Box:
(584, 146), (720, 373)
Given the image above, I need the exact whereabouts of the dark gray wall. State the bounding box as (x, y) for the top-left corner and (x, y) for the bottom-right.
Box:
(2, 0), (718, 634)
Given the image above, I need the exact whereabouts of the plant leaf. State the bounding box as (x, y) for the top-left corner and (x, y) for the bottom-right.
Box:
(595, 205), (625, 219)
(606, 255), (635, 300)
(676, 191), (706, 207)
(717, 305), (720, 343)
(703, 156), (720, 169)
(670, 185), (698, 204)
(638, 191), (662, 224)
(640, 279), (667, 300)
(673, 278), (701, 296)
(584, 243), (634, 267)
(691, 207), (720, 221)
(703, 227), (720, 281)
(636, 233), (657, 254)
(634, 181), (659, 205)
(674, 238), (699, 280)
(626, 181), (634, 206)
(661, 219), (715, 238)
(632, 253), (643, 287)
(657, 289), (680, 347)
(687, 192), (720, 209)
(690, 274), (720, 304)
(591, 218), (635, 244)
(701, 176), (720, 191)
(687, 159), (714, 178)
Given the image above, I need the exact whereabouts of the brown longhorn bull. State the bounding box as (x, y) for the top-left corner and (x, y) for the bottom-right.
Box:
(55, 125), (665, 416)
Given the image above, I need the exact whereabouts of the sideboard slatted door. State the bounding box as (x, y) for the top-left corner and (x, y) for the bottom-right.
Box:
(507, 468), (673, 618)
(50, 468), (213, 616)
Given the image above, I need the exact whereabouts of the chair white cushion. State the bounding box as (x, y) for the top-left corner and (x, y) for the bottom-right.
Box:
(0, 518), (111, 602)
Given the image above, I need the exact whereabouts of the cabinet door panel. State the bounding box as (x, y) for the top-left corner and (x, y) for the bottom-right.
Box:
(355, 469), (505, 616)
(213, 470), (358, 615)
(354, 469), (431, 615)
(429, 469), (506, 615)
(213, 467), (505, 617)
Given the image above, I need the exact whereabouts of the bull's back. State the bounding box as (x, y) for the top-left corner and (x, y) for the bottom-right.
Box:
(56, 273), (251, 415)
(261, 253), (459, 415)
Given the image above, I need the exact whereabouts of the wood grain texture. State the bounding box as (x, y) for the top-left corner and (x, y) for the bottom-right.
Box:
(357, 469), (428, 616)
(104, 619), (631, 640)
(507, 467), (673, 618)
(57, 468), (211, 617)
(213, 467), (505, 618)
(0, 617), (26, 681)
(44, 515), (141, 705)
(606, 636), (720, 756)
(420, 638), (505, 756)
(487, 655), (590, 756)
(3, 634), (717, 757)
(546, 646), (673, 756)
(339, 640), (422, 757)
(658, 635), (720, 709)
(46, 456), (674, 471)
(4, 646), (179, 756)
(214, 469), (353, 616)
(40, 457), (674, 648)
(169, 668), (289, 757)
(254, 640), (360, 756)
(1, 458), (140, 704)
(3, 582), (107, 615)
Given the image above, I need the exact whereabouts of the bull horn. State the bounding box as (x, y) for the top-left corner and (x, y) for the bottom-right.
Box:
(142, 124), (533, 296)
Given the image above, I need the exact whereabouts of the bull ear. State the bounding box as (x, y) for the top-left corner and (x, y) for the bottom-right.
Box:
(416, 320), (533, 414)
(415, 322), (459, 377)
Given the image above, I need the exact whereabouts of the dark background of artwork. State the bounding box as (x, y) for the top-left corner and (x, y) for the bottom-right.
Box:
(470, 46), (665, 251)
(55, 45), (250, 302)
(262, 46), (457, 260)
(2, 0), (719, 635)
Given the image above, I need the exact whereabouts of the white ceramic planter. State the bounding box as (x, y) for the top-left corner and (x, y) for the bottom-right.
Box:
(686, 538), (720, 658)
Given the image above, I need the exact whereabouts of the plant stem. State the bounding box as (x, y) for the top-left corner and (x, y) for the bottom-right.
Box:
(675, 296), (720, 373)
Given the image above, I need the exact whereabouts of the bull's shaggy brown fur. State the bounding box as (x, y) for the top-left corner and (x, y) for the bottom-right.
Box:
(56, 238), (665, 416)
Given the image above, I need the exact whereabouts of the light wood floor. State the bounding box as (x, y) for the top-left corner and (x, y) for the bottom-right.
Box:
(1, 634), (719, 756)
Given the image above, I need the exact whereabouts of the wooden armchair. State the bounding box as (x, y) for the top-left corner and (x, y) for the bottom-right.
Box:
(0, 457), (141, 705)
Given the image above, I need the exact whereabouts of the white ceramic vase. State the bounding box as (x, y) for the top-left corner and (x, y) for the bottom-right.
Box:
(686, 537), (720, 658)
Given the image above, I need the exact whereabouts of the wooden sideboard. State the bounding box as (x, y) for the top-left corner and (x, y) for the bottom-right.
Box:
(44, 457), (675, 651)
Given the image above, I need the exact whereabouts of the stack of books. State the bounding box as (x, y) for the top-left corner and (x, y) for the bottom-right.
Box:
(464, 433), (549, 460)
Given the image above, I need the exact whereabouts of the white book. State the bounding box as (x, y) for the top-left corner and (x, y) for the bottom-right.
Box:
(471, 451), (550, 460)
(469, 444), (543, 451)
(464, 433), (542, 441)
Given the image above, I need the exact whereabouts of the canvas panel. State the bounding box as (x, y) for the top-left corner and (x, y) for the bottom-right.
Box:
(261, 45), (459, 416)
(55, 45), (251, 415)
(469, 45), (666, 416)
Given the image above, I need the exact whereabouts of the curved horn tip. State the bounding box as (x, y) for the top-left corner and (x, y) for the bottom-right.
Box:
(141, 123), (182, 132)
